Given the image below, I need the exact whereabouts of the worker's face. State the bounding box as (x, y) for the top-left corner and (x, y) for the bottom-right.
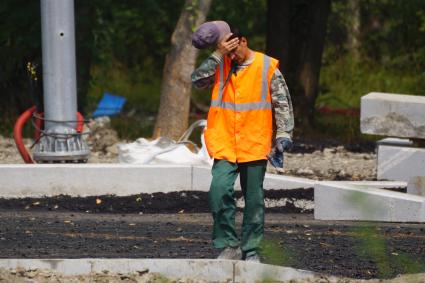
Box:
(229, 37), (248, 64)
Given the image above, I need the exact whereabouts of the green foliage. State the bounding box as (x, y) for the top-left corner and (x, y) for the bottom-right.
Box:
(318, 54), (425, 110)
(310, 113), (365, 144)
(314, 0), (425, 141)
(0, 0), (41, 117)
(353, 224), (425, 278)
(354, 225), (393, 278)
(259, 239), (295, 266)
(349, 189), (425, 278)
(87, 0), (269, 139)
(209, 0), (267, 51)
(87, 61), (161, 139)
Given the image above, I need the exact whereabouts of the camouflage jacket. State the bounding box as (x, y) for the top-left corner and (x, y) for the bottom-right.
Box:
(191, 51), (294, 139)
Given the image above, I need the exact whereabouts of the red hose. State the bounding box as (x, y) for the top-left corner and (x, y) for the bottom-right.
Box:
(14, 107), (86, 164)
(317, 106), (360, 117)
(13, 106), (36, 164)
(76, 112), (84, 133)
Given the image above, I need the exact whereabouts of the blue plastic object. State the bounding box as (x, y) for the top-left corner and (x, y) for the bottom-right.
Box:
(92, 93), (126, 118)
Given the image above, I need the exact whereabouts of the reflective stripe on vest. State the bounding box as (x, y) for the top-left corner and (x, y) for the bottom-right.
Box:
(211, 55), (271, 111)
(217, 61), (224, 102)
(210, 100), (271, 111)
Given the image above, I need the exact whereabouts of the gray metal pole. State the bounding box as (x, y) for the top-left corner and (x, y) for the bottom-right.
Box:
(41, 0), (77, 130)
(34, 0), (89, 162)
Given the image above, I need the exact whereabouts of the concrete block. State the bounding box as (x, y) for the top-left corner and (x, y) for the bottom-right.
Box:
(0, 259), (91, 275)
(377, 145), (425, 181)
(192, 165), (244, 191)
(314, 182), (425, 222)
(96, 259), (234, 281)
(0, 164), (407, 199)
(361, 92), (425, 139)
(376, 137), (413, 147)
(0, 164), (191, 198)
(0, 259), (318, 282)
(191, 166), (315, 192)
(235, 261), (316, 283)
(191, 166), (212, 191)
(329, 180), (406, 189)
(407, 176), (425, 196)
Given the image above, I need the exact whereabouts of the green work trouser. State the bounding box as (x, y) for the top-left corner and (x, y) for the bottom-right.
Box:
(209, 159), (267, 253)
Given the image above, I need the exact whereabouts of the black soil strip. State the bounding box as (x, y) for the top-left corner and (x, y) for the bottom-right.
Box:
(0, 211), (423, 279)
(0, 188), (314, 214)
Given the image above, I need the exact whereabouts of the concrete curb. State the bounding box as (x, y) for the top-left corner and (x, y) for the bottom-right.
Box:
(314, 182), (425, 222)
(0, 164), (406, 198)
(0, 258), (318, 283)
(377, 144), (425, 182)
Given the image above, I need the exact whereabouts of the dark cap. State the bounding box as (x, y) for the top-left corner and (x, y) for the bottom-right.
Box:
(192, 21), (231, 49)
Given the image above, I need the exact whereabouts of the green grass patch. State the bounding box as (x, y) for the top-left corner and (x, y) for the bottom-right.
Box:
(260, 239), (296, 266)
(318, 55), (425, 110)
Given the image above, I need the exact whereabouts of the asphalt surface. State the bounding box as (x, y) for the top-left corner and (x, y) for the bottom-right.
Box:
(0, 210), (424, 279)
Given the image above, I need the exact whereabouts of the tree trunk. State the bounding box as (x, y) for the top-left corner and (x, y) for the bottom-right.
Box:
(153, 0), (212, 140)
(266, 0), (331, 126)
(297, 0), (331, 123)
(347, 0), (361, 59)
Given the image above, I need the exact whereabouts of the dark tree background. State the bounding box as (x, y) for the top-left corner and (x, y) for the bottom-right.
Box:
(0, 0), (424, 140)
(266, 0), (331, 126)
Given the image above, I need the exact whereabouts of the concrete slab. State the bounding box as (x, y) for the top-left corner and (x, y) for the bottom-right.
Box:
(0, 164), (192, 198)
(360, 92), (425, 139)
(407, 176), (425, 196)
(328, 180), (406, 189)
(0, 258), (317, 282)
(0, 164), (406, 199)
(192, 166), (315, 191)
(263, 173), (315, 189)
(377, 145), (425, 181)
(314, 182), (425, 222)
(191, 166), (213, 191)
(235, 261), (317, 283)
(376, 137), (414, 147)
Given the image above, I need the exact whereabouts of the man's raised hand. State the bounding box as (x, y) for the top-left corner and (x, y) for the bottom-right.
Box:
(217, 33), (239, 56)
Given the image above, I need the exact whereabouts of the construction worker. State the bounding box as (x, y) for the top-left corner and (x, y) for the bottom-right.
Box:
(191, 28), (294, 262)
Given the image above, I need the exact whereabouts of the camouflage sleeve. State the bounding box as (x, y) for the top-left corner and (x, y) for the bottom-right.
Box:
(191, 51), (223, 89)
(270, 68), (294, 139)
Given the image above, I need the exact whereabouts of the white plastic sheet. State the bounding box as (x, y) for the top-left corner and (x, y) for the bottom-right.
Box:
(118, 120), (212, 166)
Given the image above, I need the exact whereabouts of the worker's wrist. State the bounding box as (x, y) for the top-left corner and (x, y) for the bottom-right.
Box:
(275, 132), (292, 140)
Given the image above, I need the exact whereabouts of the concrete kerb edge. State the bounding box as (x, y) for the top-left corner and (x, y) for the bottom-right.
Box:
(314, 181), (425, 222)
(0, 258), (318, 283)
(0, 164), (408, 198)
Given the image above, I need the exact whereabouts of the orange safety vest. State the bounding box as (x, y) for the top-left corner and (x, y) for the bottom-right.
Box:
(204, 51), (279, 163)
